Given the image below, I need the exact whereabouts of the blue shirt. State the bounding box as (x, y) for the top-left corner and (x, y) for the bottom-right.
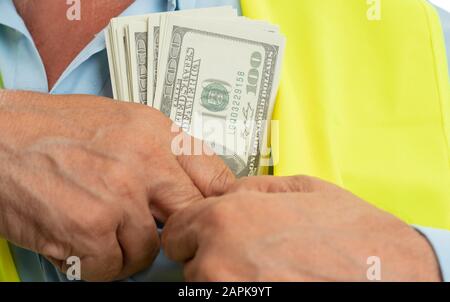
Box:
(0, 0), (449, 282)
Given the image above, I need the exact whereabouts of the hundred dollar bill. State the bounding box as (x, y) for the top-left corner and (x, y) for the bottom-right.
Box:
(155, 16), (285, 176)
(106, 7), (236, 105)
(147, 7), (237, 106)
(105, 18), (120, 99)
(151, 15), (277, 107)
(127, 21), (149, 105)
(106, 15), (148, 101)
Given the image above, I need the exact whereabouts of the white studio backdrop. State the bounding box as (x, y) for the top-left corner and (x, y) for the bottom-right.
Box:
(430, 0), (450, 12)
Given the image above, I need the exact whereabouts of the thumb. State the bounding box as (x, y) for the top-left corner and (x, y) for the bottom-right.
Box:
(227, 175), (338, 194)
(149, 153), (234, 223)
(177, 138), (236, 197)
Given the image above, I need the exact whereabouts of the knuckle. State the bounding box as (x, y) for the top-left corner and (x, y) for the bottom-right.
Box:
(135, 217), (160, 259)
(38, 241), (69, 262)
(83, 253), (123, 282)
(155, 180), (202, 215)
(287, 175), (317, 192)
(202, 201), (235, 231)
(160, 221), (175, 249)
(227, 176), (264, 193)
(103, 164), (140, 200)
(80, 201), (120, 238)
(147, 235), (161, 262)
(132, 104), (172, 129)
(207, 164), (235, 196)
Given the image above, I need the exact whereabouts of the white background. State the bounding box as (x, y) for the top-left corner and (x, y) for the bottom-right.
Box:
(430, 0), (450, 12)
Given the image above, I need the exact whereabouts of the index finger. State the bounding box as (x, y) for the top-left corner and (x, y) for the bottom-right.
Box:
(227, 175), (341, 194)
(161, 197), (220, 263)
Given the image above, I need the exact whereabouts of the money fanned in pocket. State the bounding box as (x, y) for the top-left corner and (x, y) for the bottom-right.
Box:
(105, 6), (236, 103)
(105, 7), (285, 177)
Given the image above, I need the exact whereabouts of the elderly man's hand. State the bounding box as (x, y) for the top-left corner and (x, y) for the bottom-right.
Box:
(162, 176), (441, 281)
(0, 90), (234, 281)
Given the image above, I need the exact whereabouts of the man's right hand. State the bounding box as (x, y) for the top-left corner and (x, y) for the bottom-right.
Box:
(0, 90), (234, 281)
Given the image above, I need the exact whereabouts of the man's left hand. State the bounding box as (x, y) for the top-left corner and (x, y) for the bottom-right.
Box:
(162, 176), (441, 281)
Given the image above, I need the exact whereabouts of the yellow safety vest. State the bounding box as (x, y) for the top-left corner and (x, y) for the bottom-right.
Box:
(242, 0), (450, 229)
(0, 240), (19, 282)
(1, 0), (449, 281)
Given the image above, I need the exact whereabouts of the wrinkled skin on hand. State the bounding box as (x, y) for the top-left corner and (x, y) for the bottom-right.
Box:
(0, 90), (234, 281)
(163, 176), (441, 282)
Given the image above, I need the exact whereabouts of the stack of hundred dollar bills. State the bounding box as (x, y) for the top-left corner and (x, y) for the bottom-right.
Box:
(105, 6), (285, 177)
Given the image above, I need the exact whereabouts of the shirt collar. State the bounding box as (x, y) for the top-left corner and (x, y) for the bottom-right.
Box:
(0, 0), (175, 92)
(55, 0), (175, 90)
(0, 0), (33, 40)
(54, 0), (174, 90)
(0, 0), (175, 32)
